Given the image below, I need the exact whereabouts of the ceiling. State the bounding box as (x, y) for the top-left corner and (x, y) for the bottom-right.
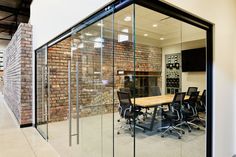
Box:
(0, 0), (31, 45)
(71, 4), (206, 49)
(77, 4), (206, 48)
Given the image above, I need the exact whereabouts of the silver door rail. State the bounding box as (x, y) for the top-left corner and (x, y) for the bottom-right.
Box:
(76, 61), (80, 144)
(68, 61), (72, 146)
(42, 66), (45, 120)
(47, 66), (50, 122)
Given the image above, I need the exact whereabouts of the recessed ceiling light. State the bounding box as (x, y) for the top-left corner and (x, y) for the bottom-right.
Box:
(124, 16), (131, 22)
(97, 23), (104, 27)
(152, 24), (158, 27)
(85, 32), (92, 36)
(121, 28), (129, 33)
(160, 37), (165, 40)
(144, 33), (148, 37)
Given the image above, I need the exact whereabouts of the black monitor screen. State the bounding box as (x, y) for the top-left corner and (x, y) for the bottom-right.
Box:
(181, 47), (206, 72)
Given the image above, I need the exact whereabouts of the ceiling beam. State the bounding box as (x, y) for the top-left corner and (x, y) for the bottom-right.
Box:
(0, 37), (11, 41)
(0, 24), (16, 30)
(0, 5), (29, 16)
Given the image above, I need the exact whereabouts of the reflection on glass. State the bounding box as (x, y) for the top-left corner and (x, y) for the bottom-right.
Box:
(134, 4), (206, 157)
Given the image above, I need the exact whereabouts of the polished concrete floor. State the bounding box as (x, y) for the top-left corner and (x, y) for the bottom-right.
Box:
(46, 111), (205, 157)
(0, 94), (59, 157)
(0, 92), (205, 157)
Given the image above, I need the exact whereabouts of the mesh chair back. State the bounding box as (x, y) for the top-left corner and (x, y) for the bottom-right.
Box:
(172, 92), (186, 110)
(150, 86), (161, 96)
(187, 87), (198, 96)
(200, 90), (206, 105)
(120, 88), (134, 98)
(188, 91), (200, 107)
(117, 91), (132, 118)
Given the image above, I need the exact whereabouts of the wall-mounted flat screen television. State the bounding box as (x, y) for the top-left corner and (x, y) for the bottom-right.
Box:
(181, 47), (206, 72)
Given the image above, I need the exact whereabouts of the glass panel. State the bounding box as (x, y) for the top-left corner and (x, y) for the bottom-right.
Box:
(113, 4), (135, 157)
(69, 13), (114, 156)
(47, 37), (71, 156)
(134, 4), (207, 157)
(181, 21), (207, 157)
(36, 46), (48, 139)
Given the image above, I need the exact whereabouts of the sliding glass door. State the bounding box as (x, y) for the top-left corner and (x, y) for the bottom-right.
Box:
(69, 14), (114, 157)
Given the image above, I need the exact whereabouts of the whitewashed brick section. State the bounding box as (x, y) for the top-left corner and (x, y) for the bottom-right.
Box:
(3, 23), (32, 125)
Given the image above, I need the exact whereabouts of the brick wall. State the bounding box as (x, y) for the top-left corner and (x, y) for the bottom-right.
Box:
(3, 23), (32, 126)
(47, 37), (162, 122)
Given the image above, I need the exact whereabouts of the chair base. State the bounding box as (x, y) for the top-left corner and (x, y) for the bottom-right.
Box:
(190, 117), (205, 128)
(176, 120), (201, 132)
(158, 125), (185, 139)
(117, 119), (145, 137)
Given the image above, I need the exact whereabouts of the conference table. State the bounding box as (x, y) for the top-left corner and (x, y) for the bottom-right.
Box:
(131, 94), (189, 131)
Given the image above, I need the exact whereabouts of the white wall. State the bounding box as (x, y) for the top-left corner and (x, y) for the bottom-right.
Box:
(30, 0), (111, 50)
(161, 40), (206, 94)
(162, 0), (236, 156)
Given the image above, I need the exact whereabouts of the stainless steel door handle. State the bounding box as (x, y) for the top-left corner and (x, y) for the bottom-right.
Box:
(68, 61), (72, 146)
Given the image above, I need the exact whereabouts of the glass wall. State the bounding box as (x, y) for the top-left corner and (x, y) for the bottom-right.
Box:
(36, 46), (48, 139)
(134, 4), (206, 157)
(36, 1), (210, 157)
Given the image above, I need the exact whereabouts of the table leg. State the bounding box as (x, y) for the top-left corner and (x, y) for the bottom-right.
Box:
(136, 107), (158, 131)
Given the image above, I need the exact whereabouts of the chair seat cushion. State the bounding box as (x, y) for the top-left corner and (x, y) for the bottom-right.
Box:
(181, 108), (193, 116)
(163, 111), (178, 119)
(197, 105), (205, 112)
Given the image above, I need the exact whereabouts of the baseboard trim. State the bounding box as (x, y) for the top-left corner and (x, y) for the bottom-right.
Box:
(20, 123), (33, 128)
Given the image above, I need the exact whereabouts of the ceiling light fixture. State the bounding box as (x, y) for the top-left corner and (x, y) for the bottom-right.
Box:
(121, 28), (129, 33)
(124, 16), (131, 22)
(152, 24), (158, 27)
(97, 23), (104, 27)
(160, 37), (165, 40)
(85, 32), (92, 36)
(144, 33), (148, 37)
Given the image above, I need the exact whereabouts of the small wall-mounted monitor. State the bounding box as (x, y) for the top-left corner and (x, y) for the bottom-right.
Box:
(181, 47), (206, 72)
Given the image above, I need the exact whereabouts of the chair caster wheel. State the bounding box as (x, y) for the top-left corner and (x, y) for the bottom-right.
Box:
(131, 134), (134, 137)
(129, 128), (131, 131)
(182, 131), (185, 134)
(178, 136), (181, 139)
(169, 130), (172, 133)
(117, 132), (120, 135)
(188, 130), (191, 132)
(197, 127), (200, 130)
(117, 120), (120, 122)
(203, 125), (206, 128)
(161, 134), (164, 138)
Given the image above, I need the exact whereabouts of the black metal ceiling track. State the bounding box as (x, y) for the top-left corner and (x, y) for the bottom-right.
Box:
(135, 0), (213, 30)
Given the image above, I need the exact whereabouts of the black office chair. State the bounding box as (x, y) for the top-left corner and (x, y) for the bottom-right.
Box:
(194, 90), (206, 127)
(176, 91), (201, 132)
(149, 86), (161, 96)
(160, 92), (186, 139)
(197, 90), (206, 112)
(117, 91), (143, 137)
(186, 87), (198, 96)
(120, 88), (131, 95)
